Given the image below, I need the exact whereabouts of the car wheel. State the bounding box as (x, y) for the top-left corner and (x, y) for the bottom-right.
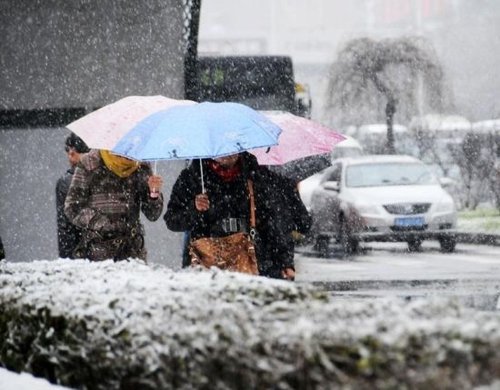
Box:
(439, 236), (456, 253)
(314, 235), (330, 257)
(407, 238), (422, 252)
(339, 217), (358, 255)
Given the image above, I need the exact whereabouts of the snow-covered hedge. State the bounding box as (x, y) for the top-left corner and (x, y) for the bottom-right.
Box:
(1, 260), (500, 389)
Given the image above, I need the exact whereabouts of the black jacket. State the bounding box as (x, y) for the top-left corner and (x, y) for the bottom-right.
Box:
(56, 167), (83, 258)
(0, 235), (5, 260)
(164, 152), (311, 277)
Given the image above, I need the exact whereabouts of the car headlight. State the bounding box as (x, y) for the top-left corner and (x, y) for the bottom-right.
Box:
(434, 200), (455, 213)
(353, 203), (381, 215)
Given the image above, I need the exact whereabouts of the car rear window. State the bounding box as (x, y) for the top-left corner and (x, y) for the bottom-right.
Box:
(346, 162), (437, 187)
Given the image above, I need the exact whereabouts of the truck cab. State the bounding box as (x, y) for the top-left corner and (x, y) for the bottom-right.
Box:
(189, 55), (311, 117)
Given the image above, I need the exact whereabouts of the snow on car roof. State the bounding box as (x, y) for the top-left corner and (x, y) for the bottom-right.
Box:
(472, 119), (500, 132)
(335, 134), (363, 149)
(335, 154), (421, 166)
(410, 114), (471, 131)
(357, 124), (408, 134)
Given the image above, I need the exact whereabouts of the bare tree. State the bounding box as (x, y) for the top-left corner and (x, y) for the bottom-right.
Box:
(454, 133), (482, 209)
(326, 37), (446, 154)
(451, 132), (497, 209)
(483, 132), (500, 211)
(410, 124), (452, 177)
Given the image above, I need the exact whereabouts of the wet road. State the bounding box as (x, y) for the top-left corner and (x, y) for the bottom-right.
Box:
(295, 241), (500, 309)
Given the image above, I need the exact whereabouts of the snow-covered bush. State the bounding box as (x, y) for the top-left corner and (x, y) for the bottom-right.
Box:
(1, 260), (500, 389)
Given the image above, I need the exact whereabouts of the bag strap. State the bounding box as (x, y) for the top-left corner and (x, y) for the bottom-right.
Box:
(247, 179), (256, 239)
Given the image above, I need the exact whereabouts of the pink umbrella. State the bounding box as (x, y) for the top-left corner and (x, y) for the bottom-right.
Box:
(251, 111), (346, 165)
(67, 95), (196, 150)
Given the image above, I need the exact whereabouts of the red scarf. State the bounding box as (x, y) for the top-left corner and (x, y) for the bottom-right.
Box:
(207, 160), (242, 182)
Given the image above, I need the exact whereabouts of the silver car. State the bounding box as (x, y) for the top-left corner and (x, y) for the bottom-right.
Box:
(309, 155), (457, 255)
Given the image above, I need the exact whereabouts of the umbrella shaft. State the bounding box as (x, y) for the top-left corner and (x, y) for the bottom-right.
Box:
(200, 159), (205, 193)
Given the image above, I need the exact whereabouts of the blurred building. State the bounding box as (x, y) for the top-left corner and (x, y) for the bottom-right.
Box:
(199, 0), (500, 122)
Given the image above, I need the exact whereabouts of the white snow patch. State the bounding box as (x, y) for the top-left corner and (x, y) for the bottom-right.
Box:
(0, 367), (71, 390)
(1, 259), (500, 388)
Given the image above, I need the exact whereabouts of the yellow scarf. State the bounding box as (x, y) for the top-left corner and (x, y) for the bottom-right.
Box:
(100, 150), (139, 178)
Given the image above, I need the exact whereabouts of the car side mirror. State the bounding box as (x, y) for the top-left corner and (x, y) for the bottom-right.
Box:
(322, 181), (340, 191)
(438, 177), (455, 189)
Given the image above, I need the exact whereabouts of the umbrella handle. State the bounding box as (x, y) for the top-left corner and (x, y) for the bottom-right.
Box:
(153, 161), (157, 175)
(200, 159), (205, 194)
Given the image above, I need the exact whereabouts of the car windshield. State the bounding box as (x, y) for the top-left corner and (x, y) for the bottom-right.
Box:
(345, 162), (437, 187)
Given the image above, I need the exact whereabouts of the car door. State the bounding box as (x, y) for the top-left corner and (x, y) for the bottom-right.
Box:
(310, 162), (343, 233)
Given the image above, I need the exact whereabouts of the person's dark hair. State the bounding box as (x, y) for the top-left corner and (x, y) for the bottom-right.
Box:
(65, 133), (90, 153)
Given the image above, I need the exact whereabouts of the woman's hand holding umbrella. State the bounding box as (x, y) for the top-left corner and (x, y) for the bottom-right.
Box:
(147, 175), (164, 198)
(195, 194), (210, 212)
(282, 267), (296, 281)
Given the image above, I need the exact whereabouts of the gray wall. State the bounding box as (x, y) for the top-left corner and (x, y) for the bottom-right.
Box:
(0, 127), (185, 267)
(1, 0), (186, 109)
(0, 0), (191, 266)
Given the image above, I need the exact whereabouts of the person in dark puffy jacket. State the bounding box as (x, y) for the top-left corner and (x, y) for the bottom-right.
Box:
(56, 133), (90, 258)
(260, 170), (312, 277)
(64, 149), (164, 261)
(0, 235), (5, 260)
(165, 152), (310, 279)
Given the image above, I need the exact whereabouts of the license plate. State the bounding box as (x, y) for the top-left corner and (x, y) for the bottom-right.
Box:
(394, 216), (425, 227)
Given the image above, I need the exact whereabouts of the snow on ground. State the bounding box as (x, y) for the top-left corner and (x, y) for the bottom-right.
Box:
(0, 260), (317, 389)
(0, 367), (71, 390)
(1, 259), (500, 388)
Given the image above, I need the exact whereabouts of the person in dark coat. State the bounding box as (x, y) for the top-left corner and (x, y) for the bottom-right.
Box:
(0, 235), (5, 260)
(260, 170), (312, 277)
(56, 133), (90, 258)
(164, 152), (311, 279)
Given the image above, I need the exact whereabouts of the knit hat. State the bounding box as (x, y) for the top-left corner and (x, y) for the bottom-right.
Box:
(65, 133), (90, 153)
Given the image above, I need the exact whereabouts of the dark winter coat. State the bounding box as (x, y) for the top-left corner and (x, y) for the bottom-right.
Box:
(0, 235), (5, 260)
(164, 152), (311, 278)
(56, 167), (83, 258)
(64, 150), (163, 261)
(268, 170), (312, 236)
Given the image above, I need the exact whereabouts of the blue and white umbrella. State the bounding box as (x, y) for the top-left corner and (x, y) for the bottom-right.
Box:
(68, 97), (281, 192)
(112, 101), (281, 161)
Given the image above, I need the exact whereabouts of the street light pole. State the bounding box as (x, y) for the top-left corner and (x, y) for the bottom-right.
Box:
(414, 0), (424, 117)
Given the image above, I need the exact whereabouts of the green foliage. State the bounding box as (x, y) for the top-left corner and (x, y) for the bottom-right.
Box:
(458, 208), (500, 233)
(459, 208), (500, 219)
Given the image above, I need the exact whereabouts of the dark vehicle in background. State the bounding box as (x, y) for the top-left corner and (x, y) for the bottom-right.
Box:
(309, 155), (457, 255)
(190, 55), (311, 118)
